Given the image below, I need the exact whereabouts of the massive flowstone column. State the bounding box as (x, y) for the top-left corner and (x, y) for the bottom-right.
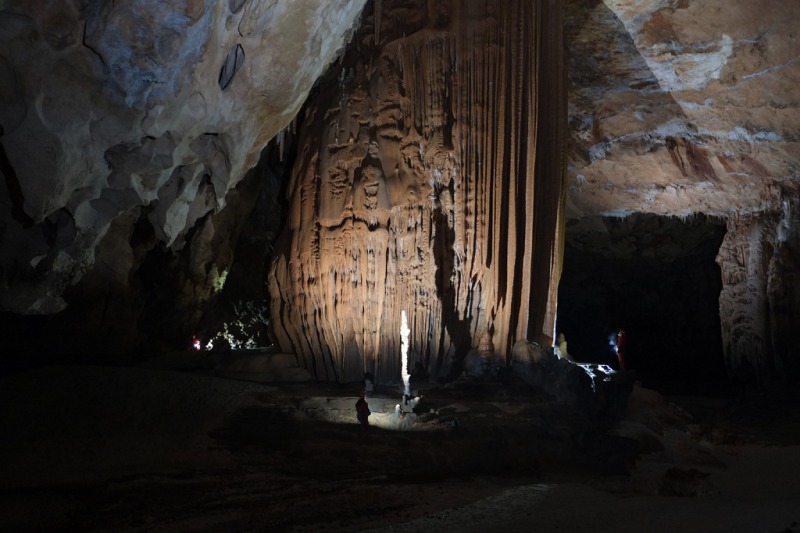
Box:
(269, 0), (566, 383)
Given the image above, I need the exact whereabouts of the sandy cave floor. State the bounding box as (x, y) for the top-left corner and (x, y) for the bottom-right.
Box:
(1, 362), (799, 533)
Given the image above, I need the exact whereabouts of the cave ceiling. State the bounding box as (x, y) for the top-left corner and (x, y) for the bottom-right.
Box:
(0, 0), (367, 314)
(565, 0), (800, 220)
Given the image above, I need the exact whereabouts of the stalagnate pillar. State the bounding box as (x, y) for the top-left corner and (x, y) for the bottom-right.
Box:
(268, 0), (566, 383)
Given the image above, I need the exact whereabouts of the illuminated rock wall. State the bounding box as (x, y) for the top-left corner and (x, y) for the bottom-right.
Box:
(565, 0), (800, 385)
(564, 0), (800, 220)
(0, 0), (366, 315)
(269, 0), (566, 383)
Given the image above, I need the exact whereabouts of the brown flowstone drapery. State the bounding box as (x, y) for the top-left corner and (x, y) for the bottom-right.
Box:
(269, 0), (566, 383)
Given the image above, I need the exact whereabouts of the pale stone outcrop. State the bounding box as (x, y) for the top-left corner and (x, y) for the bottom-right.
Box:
(0, 0), (366, 314)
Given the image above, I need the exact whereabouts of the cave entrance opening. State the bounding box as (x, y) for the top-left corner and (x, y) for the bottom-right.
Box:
(555, 213), (729, 396)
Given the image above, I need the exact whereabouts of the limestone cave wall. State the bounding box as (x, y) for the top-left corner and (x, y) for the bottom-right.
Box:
(716, 188), (800, 385)
(3, 0), (797, 388)
(0, 0), (366, 320)
(564, 0), (800, 386)
(0, 0), (369, 357)
(268, 0), (566, 383)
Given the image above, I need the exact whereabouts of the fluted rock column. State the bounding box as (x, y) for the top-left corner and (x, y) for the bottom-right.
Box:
(717, 192), (800, 385)
(767, 197), (800, 383)
(269, 0), (566, 383)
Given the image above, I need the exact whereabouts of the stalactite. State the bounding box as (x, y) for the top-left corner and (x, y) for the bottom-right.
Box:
(268, 0), (565, 383)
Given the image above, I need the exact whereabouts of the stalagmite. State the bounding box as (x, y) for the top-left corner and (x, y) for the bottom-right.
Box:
(401, 309), (411, 397)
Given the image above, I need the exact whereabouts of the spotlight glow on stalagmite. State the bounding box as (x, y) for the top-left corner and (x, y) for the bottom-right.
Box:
(401, 310), (411, 397)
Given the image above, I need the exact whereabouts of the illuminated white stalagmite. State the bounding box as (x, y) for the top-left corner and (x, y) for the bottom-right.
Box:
(401, 310), (411, 397)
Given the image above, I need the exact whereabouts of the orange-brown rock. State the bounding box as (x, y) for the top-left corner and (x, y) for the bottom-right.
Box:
(565, 0), (800, 383)
(269, 0), (566, 382)
(566, 0), (800, 219)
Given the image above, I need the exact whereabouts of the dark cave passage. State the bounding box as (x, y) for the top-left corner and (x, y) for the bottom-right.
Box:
(556, 213), (729, 396)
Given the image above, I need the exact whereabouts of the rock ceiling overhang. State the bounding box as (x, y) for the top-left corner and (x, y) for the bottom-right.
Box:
(565, 0), (800, 219)
(0, 0), (367, 314)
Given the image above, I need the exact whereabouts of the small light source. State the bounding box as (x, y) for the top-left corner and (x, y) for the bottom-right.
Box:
(401, 310), (411, 398)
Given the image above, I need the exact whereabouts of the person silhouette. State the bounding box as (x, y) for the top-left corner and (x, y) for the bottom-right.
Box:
(355, 390), (371, 439)
(615, 329), (627, 371)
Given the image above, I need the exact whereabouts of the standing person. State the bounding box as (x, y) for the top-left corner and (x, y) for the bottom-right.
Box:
(615, 329), (627, 371)
(555, 332), (575, 362)
(355, 391), (371, 440)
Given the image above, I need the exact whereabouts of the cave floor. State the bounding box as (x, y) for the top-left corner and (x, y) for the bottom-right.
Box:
(1, 364), (799, 532)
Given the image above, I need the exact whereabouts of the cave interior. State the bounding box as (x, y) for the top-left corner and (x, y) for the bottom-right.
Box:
(1, 0), (800, 530)
(556, 213), (728, 394)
